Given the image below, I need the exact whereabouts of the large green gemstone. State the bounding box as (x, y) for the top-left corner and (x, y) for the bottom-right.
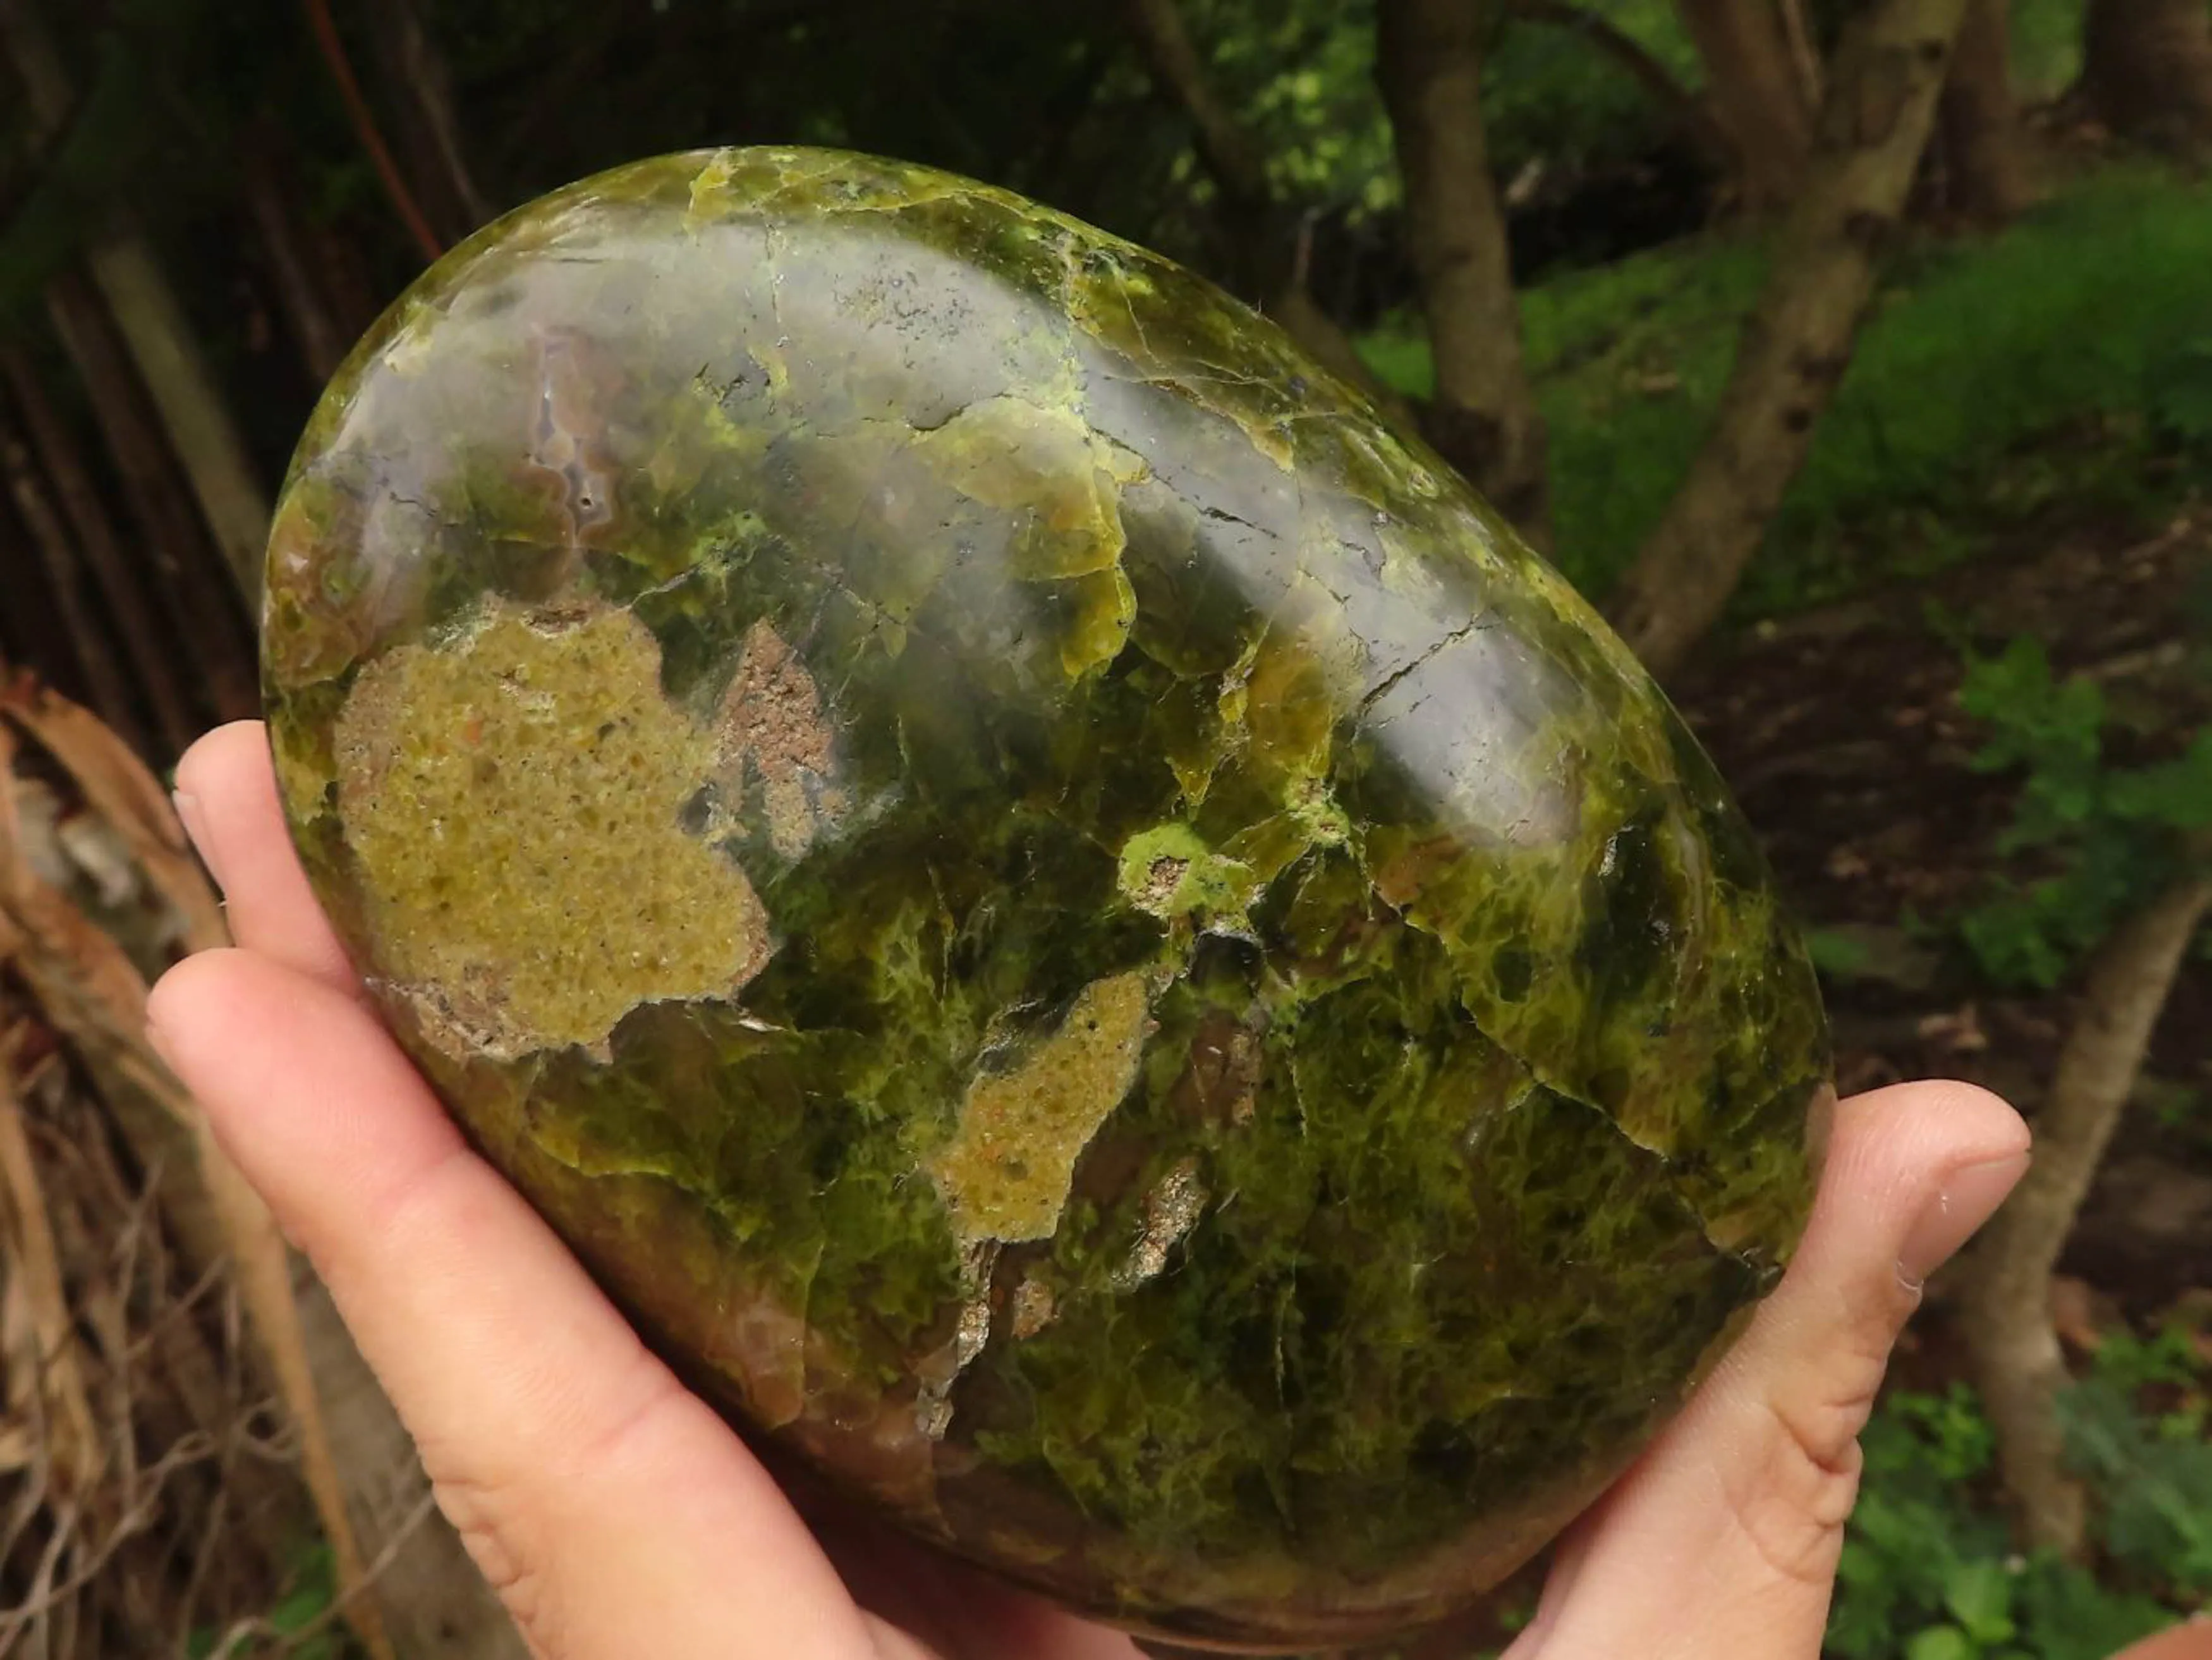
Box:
(262, 148), (1829, 1652)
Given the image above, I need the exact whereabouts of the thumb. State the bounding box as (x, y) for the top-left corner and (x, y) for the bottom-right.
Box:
(1514, 1080), (2031, 1660)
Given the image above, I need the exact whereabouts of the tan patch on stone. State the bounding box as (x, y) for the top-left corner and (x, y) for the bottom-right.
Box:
(1009, 1275), (1058, 1340)
(714, 620), (845, 860)
(1113, 1156), (1208, 1290)
(929, 972), (1152, 1245)
(1174, 1013), (1263, 1129)
(334, 600), (772, 1061)
(1138, 856), (1187, 912)
(914, 1239), (999, 1439)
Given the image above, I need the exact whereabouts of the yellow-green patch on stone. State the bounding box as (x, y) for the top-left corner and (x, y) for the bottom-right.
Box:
(930, 972), (1153, 1243)
(333, 601), (772, 1059)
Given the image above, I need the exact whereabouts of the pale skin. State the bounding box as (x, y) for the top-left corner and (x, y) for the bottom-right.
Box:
(142, 719), (2194, 1660)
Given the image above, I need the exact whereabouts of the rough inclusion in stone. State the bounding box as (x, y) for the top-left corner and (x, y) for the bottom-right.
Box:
(262, 147), (1830, 1652)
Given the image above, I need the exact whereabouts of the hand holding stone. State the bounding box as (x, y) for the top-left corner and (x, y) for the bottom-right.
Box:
(151, 720), (2031, 1660)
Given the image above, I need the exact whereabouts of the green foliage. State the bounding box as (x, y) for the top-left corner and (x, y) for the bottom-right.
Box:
(2010, 0), (2089, 99)
(1359, 167), (2212, 612)
(1804, 926), (1875, 980)
(1360, 232), (1768, 583)
(1170, 0), (1705, 233)
(185, 1539), (356, 1660)
(1952, 637), (2211, 987)
(1190, 0), (1401, 217)
(2058, 1324), (2212, 1596)
(1826, 1373), (2196, 1660)
(2146, 338), (2212, 451)
(1481, 1), (1699, 185)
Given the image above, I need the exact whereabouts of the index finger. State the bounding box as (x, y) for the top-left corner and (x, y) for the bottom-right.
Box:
(174, 719), (361, 992)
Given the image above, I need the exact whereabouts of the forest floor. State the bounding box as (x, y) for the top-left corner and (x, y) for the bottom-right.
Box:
(1677, 492), (2212, 1339)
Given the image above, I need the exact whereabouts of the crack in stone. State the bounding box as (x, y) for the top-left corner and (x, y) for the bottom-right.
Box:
(1353, 613), (1492, 720)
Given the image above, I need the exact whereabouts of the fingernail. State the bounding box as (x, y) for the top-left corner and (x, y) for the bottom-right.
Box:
(1900, 1150), (2030, 1286)
(173, 790), (221, 890)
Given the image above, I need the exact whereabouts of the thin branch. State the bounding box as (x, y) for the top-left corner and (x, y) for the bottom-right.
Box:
(0, 1028), (104, 1497)
(1122, 0), (1273, 213)
(1962, 874), (2212, 1553)
(1118, 0), (1416, 426)
(301, 0), (444, 264)
(42, 270), (260, 723)
(0, 345), (200, 759)
(1778, 0), (1825, 106)
(0, 391), (146, 755)
(1503, 0), (1735, 169)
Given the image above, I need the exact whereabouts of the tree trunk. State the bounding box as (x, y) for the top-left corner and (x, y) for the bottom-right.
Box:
(0, 346), (202, 759)
(44, 273), (260, 726)
(1678, 0), (1818, 213)
(0, 0), (272, 610)
(2081, 0), (2212, 154)
(1777, 0), (1824, 107)
(1941, 0), (2034, 223)
(1960, 876), (2212, 1554)
(1378, 0), (1552, 545)
(0, 396), (145, 754)
(370, 0), (494, 245)
(244, 137), (351, 386)
(1121, 0), (1416, 430)
(78, 241), (272, 610)
(1607, 0), (1971, 680)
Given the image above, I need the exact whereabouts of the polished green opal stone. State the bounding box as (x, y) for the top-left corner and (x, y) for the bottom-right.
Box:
(262, 148), (1829, 1652)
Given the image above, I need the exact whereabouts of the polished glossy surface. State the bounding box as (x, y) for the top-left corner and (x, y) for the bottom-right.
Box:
(262, 148), (1829, 1652)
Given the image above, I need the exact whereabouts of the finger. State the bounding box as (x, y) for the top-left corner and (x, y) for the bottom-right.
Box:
(794, 1496), (1143, 1660)
(147, 948), (884, 1660)
(173, 721), (360, 993)
(2111, 1618), (2212, 1660)
(1515, 1080), (2030, 1660)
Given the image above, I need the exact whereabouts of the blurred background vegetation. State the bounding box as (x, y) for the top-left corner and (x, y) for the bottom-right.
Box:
(0, 1), (2208, 1656)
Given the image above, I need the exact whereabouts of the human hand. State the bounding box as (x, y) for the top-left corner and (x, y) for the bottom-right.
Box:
(149, 719), (2039, 1660)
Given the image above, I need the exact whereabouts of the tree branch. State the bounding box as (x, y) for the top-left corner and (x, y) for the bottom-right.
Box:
(2, 0), (273, 609)
(0, 389), (143, 754)
(1607, 0), (1971, 678)
(1122, 0), (1274, 214)
(1380, 0), (1552, 542)
(1503, 0), (1734, 171)
(1119, 0), (1415, 428)
(1961, 874), (2212, 1554)
(0, 344), (198, 758)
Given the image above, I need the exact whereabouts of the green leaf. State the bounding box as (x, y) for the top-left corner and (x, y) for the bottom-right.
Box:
(2108, 731), (2212, 829)
(1906, 1623), (1981, 1660)
(1803, 927), (1872, 979)
(1943, 1557), (2017, 1645)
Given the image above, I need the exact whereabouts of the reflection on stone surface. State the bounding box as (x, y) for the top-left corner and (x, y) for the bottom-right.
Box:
(262, 147), (1830, 1652)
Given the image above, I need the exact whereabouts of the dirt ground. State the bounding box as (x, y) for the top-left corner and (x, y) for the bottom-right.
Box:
(1675, 497), (2212, 1327)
